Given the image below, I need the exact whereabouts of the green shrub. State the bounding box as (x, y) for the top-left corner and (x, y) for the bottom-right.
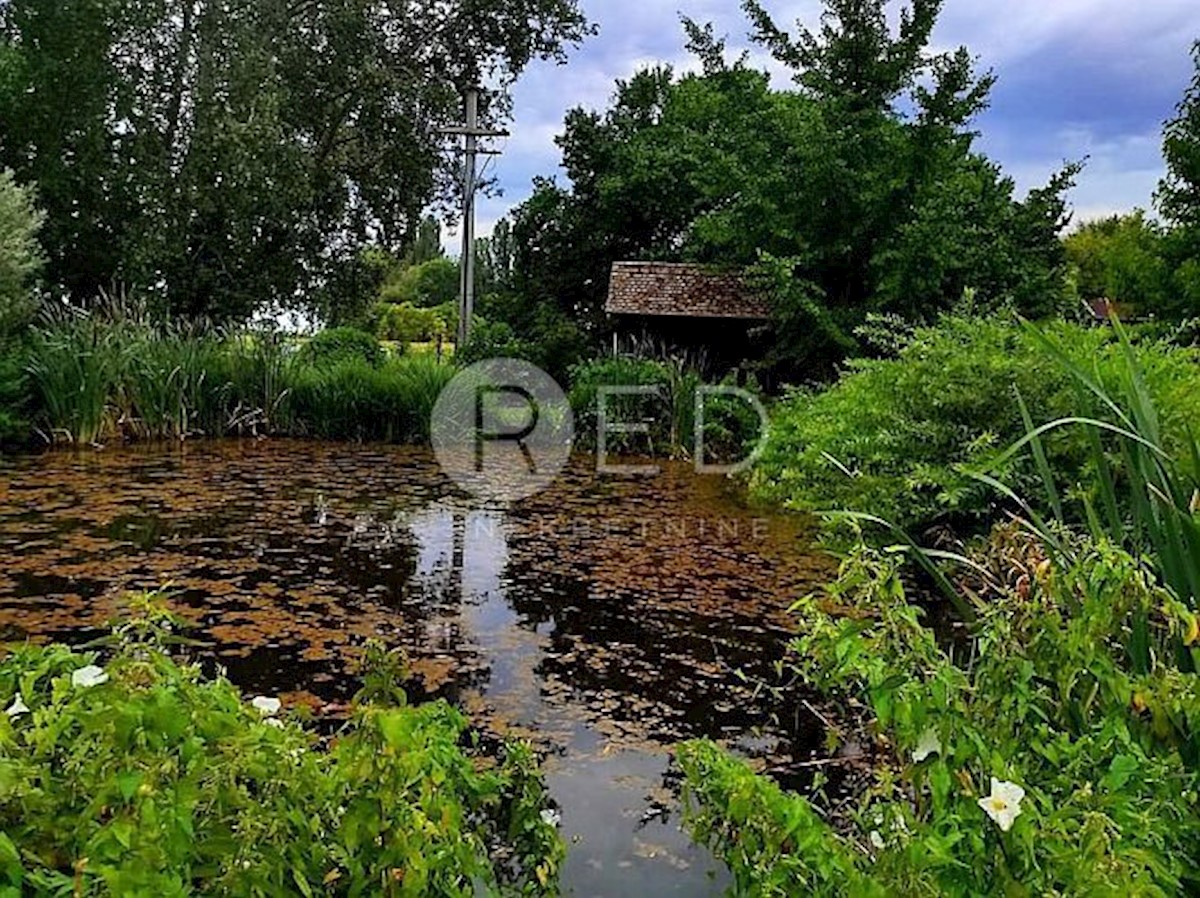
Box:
(680, 535), (1200, 896)
(458, 304), (587, 384)
(297, 327), (384, 369)
(0, 340), (30, 446)
(0, 597), (564, 896)
(458, 320), (526, 362)
(753, 315), (1200, 533)
(379, 258), (460, 308)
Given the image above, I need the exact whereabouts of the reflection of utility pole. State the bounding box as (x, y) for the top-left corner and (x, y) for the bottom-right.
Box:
(440, 88), (508, 348)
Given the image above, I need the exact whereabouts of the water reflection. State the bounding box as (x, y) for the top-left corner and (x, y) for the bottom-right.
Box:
(0, 442), (837, 896)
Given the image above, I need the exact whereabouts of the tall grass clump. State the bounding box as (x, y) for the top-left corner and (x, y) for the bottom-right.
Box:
(202, 329), (292, 436)
(119, 325), (224, 440)
(25, 309), (125, 444)
(287, 355), (457, 444)
(22, 303), (457, 446)
(984, 319), (1200, 610)
(569, 357), (696, 456)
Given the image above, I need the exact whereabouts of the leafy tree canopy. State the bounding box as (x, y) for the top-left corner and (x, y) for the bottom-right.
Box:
(509, 0), (1078, 375)
(1064, 212), (1176, 316)
(381, 258), (460, 309)
(0, 0), (591, 323)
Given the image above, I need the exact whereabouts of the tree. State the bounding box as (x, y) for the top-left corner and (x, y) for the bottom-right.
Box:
(1159, 41), (1200, 234)
(380, 258), (460, 308)
(506, 0), (1076, 374)
(0, 168), (43, 338)
(0, 0), (591, 322)
(1064, 212), (1173, 315)
(476, 219), (515, 298)
(405, 216), (446, 266)
(1158, 41), (1200, 319)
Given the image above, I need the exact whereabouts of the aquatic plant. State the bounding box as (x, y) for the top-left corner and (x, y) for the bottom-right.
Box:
(0, 595), (564, 896)
(982, 318), (1200, 610)
(24, 309), (124, 444)
(568, 355), (763, 462)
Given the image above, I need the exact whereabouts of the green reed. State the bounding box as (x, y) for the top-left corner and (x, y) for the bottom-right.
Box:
(22, 307), (457, 446)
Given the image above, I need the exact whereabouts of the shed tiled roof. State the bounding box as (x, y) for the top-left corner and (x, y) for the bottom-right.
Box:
(605, 262), (770, 320)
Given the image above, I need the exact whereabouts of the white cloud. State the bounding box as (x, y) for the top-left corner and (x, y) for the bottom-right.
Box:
(1001, 129), (1166, 225)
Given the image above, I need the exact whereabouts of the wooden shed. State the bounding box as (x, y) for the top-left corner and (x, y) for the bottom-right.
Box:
(605, 262), (770, 367)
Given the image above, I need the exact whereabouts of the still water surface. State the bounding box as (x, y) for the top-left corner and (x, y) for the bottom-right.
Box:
(0, 441), (833, 896)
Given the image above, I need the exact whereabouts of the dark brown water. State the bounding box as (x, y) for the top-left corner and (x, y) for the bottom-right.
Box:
(0, 441), (835, 897)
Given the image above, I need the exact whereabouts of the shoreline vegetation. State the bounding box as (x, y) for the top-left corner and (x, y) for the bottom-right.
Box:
(3, 310), (1199, 894)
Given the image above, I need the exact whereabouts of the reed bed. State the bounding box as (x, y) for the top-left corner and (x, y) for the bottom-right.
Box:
(16, 308), (456, 446)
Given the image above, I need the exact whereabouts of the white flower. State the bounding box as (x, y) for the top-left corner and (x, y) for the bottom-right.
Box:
(978, 778), (1025, 832)
(251, 696), (282, 716)
(71, 665), (109, 688)
(911, 728), (942, 763)
(868, 830), (886, 851)
(539, 808), (562, 828)
(264, 718), (284, 728)
(5, 694), (29, 719)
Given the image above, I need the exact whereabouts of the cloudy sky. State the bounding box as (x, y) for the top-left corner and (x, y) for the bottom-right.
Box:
(452, 0), (1200, 247)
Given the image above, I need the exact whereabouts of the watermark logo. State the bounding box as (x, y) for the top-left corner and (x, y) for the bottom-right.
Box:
(431, 359), (574, 502)
(431, 358), (771, 501)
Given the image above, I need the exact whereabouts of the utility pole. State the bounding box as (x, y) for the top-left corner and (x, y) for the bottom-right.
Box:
(440, 88), (508, 348)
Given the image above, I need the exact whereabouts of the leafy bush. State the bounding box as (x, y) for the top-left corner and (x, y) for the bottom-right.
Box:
(0, 170), (43, 340)
(458, 320), (527, 362)
(297, 327), (384, 369)
(379, 258), (460, 308)
(680, 535), (1200, 896)
(458, 303), (587, 384)
(0, 341), (29, 446)
(753, 316), (1200, 533)
(373, 302), (449, 344)
(1063, 211), (1174, 316)
(0, 597), (563, 896)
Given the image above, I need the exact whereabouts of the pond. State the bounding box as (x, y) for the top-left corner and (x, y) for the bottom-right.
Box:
(0, 441), (835, 896)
